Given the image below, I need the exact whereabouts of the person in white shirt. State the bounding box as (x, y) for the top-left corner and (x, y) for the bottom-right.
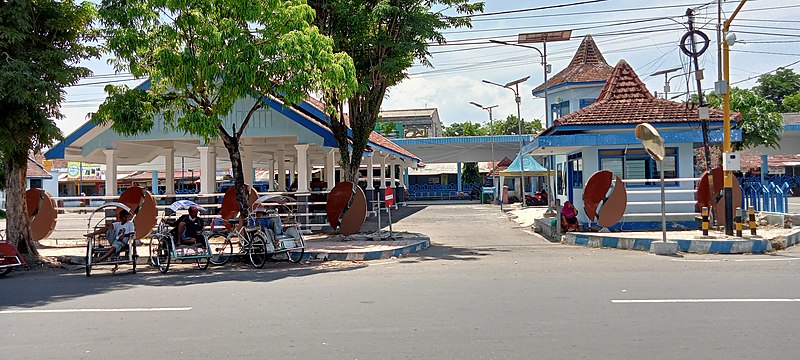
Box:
(85, 209), (135, 263)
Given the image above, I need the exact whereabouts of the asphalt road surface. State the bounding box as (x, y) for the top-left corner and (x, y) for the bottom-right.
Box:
(3, 203), (800, 359)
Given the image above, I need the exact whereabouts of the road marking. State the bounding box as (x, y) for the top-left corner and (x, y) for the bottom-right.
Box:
(733, 258), (800, 262)
(670, 259), (720, 262)
(0, 307), (192, 314)
(612, 299), (800, 304)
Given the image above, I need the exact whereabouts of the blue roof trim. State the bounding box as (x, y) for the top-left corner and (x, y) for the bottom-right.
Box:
(523, 128), (742, 153)
(552, 121), (725, 132)
(44, 120), (96, 159)
(45, 79), (152, 160)
(532, 80), (607, 96)
(262, 97), (338, 147)
(393, 135), (535, 145)
(784, 124), (800, 131)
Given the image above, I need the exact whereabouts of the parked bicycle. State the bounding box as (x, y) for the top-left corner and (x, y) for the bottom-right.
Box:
(0, 229), (26, 277)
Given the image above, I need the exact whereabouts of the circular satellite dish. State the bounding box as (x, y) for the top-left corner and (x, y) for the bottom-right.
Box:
(635, 123), (665, 161)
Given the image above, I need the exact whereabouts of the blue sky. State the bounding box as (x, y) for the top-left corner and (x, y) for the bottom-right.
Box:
(59, 0), (800, 135)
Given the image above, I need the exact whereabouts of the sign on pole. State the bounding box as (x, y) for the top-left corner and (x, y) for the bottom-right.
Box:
(384, 187), (394, 208)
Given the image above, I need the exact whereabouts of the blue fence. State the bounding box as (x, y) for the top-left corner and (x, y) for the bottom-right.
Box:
(408, 183), (482, 200)
(740, 175), (796, 213)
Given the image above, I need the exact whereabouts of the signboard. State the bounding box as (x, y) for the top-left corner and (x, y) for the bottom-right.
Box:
(384, 187), (394, 207)
(67, 161), (101, 180)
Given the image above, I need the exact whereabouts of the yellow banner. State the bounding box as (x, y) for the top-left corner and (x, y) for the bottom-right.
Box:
(67, 162), (101, 179)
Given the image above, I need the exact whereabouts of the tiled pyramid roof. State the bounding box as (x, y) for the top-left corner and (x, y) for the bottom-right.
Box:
(487, 157), (514, 177)
(554, 60), (737, 126)
(532, 35), (614, 94)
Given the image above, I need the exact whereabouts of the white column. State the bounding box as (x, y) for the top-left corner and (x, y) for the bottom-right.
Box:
(198, 146), (216, 194)
(366, 155), (374, 190)
(326, 149), (336, 189)
(399, 163), (407, 188)
(164, 148), (175, 195)
(276, 148), (286, 192)
(103, 149), (117, 196)
(295, 144), (310, 193)
(289, 162), (296, 189)
(389, 158), (398, 209)
(242, 145), (254, 186)
(380, 154), (387, 189)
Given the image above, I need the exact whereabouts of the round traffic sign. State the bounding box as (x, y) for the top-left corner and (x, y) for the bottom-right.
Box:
(384, 187), (395, 207)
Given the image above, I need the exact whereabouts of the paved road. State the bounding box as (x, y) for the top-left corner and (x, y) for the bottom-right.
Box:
(3, 203), (800, 359)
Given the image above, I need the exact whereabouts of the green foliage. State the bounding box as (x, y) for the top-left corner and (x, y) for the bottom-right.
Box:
(462, 162), (481, 185)
(444, 122), (486, 136)
(486, 115), (544, 135)
(755, 68), (800, 112)
(377, 121), (399, 137)
(783, 92), (800, 112)
(93, 0), (357, 144)
(308, 0), (484, 181)
(0, 0), (98, 167)
(707, 88), (782, 150)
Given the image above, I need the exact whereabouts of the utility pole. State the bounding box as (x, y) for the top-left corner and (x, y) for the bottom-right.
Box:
(683, 8), (721, 230)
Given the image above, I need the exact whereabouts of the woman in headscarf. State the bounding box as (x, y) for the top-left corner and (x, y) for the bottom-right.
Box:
(561, 201), (579, 232)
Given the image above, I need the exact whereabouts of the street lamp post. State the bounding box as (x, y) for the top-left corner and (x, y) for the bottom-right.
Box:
(470, 102), (499, 198)
(482, 76), (529, 206)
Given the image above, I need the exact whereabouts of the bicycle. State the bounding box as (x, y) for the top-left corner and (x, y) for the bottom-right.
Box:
(0, 229), (26, 277)
(148, 201), (213, 274)
(207, 217), (268, 268)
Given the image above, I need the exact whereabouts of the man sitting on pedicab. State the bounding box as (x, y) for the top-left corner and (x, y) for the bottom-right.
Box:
(85, 209), (135, 263)
(176, 205), (205, 246)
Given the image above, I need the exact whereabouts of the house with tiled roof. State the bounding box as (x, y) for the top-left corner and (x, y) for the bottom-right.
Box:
(524, 59), (742, 230)
(532, 35), (615, 127)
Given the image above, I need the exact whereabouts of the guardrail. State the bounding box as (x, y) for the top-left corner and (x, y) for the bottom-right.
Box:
(620, 177), (700, 218)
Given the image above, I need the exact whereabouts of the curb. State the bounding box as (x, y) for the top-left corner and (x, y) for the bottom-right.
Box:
(303, 237), (430, 262)
(782, 228), (800, 249)
(564, 233), (772, 254)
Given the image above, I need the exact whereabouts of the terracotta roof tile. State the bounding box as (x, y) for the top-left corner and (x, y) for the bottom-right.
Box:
(303, 98), (421, 161)
(532, 35), (614, 94)
(554, 60), (738, 126)
(27, 157), (52, 178)
(487, 157), (514, 177)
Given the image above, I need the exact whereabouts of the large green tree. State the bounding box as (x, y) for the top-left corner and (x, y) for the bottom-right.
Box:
(783, 92), (800, 112)
(92, 0), (356, 217)
(444, 121), (486, 137)
(0, 0), (98, 260)
(308, 0), (484, 182)
(755, 68), (800, 112)
(706, 88), (782, 150)
(486, 114), (543, 135)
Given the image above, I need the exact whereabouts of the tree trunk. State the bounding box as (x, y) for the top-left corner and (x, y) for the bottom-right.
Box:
(219, 131), (249, 220)
(5, 157), (39, 261)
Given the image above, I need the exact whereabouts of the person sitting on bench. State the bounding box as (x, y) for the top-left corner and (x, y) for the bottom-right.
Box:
(176, 206), (205, 246)
(561, 201), (579, 232)
(85, 210), (135, 263)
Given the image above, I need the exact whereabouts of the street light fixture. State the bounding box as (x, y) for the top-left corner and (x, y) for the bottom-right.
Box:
(650, 67), (684, 99)
(470, 101), (499, 198)
(482, 76), (529, 206)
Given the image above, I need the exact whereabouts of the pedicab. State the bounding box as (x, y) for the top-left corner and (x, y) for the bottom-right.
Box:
(251, 194), (306, 263)
(208, 194), (305, 265)
(84, 202), (138, 277)
(148, 200), (212, 273)
(0, 230), (26, 277)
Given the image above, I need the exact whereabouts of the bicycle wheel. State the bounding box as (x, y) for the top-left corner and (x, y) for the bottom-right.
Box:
(208, 234), (232, 266)
(131, 246), (137, 274)
(288, 248), (305, 264)
(0, 267), (11, 277)
(85, 237), (93, 277)
(248, 234), (267, 269)
(155, 238), (171, 274)
(196, 256), (210, 270)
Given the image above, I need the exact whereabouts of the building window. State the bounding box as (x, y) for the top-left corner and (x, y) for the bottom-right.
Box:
(568, 153), (583, 189)
(579, 98), (595, 108)
(551, 100), (570, 120)
(598, 148), (678, 186)
(29, 179), (43, 189)
(556, 163), (564, 195)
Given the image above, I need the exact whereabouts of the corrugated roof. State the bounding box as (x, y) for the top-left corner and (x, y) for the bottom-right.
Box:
(379, 108), (438, 118)
(532, 35), (614, 94)
(553, 60), (738, 126)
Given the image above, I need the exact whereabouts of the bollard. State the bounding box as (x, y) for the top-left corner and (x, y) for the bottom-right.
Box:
(701, 206), (709, 236)
(735, 207), (743, 237)
(748, 206), (757, 236)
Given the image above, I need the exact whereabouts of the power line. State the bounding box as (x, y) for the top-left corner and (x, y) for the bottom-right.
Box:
(461, 0), (609, 18)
